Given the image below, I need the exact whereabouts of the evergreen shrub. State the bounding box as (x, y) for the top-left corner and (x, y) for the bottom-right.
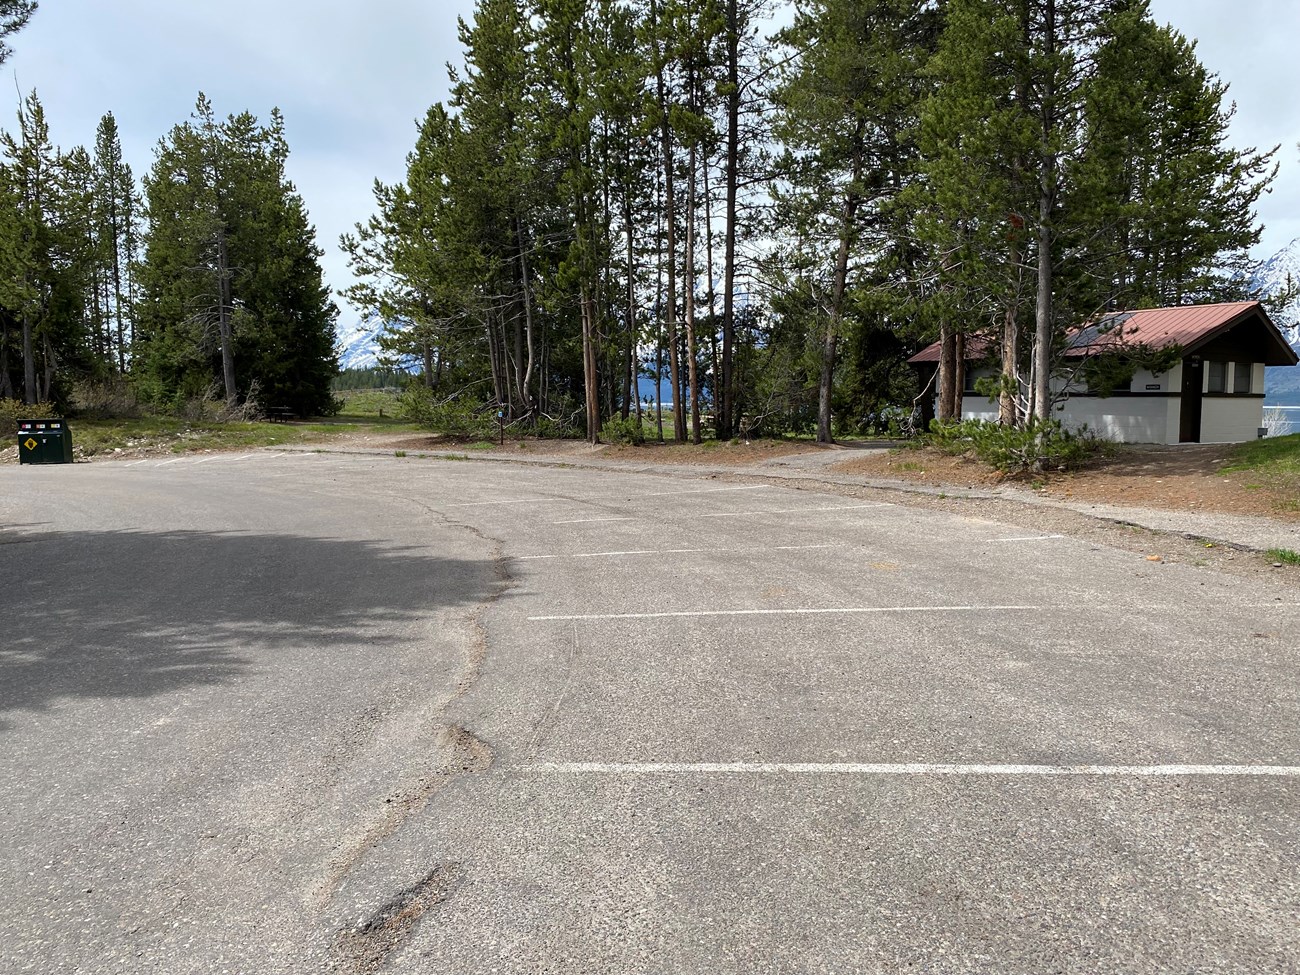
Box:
(601, 415), (644, 445)
(925, 418), (1113, 473)
(399, 387), (496, 438)
(1, 399), (57, 432)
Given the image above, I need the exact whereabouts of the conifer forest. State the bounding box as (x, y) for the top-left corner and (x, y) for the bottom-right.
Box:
(0, 0), (1279, 440)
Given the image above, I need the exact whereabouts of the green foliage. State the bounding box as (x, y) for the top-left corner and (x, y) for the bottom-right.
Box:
(1267, 548), (1300, 566)
(398, 386), (497, 439)
(601, 413), (644, 445)
(0, 2), (35, 65)
(0, 396), (54, 430)
(332, 367), (410, 391)
(134, 95), (338, 418)
(925, 418), (1113, 473)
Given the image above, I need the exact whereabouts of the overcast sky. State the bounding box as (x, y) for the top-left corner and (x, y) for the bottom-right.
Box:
(7, 1), (1298, 323)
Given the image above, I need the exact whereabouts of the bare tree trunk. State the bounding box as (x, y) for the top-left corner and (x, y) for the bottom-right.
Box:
(1032, 0), (1057, 426)
(818, 130), (863, 444)
(41, 333), (55, 403)
(421, 341), (435, 390)
(938, 321), (957, 421)
(0, 336), (13, 399)
(21, 311), (36, 405)
(954, 331), (966, 419)
(685, 138), (701, 444)
(654, 337), (664, 442)
(110, 189), (127, 374)
(485, 312), (504, 409)
(216, 231), (237, 409)
(720, 0), (741, 441)
(513, 297), (526, 417)
(582, 289), (600, 444)
(624, 181), (637, 424)
(651, 0), (684, 443)
(703, 157), (721, 435)
(1000, 301), (1019, 426)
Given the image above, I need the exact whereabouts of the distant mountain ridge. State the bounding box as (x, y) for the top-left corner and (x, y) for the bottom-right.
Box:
(1249, 238), (1300, 400)
(335, 314), (420, 373)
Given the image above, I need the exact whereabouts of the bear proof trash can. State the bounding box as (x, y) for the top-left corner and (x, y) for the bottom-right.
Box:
(17, 418), (74, 465)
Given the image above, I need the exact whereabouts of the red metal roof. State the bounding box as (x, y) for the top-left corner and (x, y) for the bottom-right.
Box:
(908, 301), (1298, 366)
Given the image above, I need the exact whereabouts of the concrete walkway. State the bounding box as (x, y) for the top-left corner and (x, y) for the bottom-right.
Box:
(280, 442), (1300, 555)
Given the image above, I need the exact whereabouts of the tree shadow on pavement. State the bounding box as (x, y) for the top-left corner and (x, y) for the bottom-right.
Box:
(0, 526), (496, 730)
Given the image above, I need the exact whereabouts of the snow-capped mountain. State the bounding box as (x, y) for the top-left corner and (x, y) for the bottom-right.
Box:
(1249, 239), (1300, 401)
(335, 314), (420, 372)
(1251, 237), (1300, 338)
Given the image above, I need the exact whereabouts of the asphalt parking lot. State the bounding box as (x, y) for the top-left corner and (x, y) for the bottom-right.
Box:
(2, 450), (1297, 973)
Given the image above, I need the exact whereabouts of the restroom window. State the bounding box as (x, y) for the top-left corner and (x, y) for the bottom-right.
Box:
(1207, 360), (1227, 393)
(1233, 361), (1252, 394)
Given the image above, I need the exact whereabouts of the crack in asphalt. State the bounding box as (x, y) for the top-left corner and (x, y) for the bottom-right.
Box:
(312, 724), (492, 912)
(310, 492), (516, 949)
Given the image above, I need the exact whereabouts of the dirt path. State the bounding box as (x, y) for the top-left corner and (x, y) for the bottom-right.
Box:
(831, 442), (1300, 522)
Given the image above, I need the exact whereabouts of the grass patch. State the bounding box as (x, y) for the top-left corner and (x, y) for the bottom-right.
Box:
(66, 416), (420, 458)
(1222, 433), (1300, 475)
(1267, 548), (1300, 565)
(335, 388), (404, 419)
(72, 417), (310, 457)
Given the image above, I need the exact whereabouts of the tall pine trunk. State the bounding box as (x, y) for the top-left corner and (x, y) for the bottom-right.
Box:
(216, 229), (237, 409)
(818, 128), (864, 444)
(685, 138), (701, 444)
(1032, 0), (1057, 427)
(582, 289), (600, 444)
(651, 0), (684, 442)
(937, 321), (957, 421)
(517, 223), (536, 416)
(21, 311), (36, 405)
(720, 0), (741, 441)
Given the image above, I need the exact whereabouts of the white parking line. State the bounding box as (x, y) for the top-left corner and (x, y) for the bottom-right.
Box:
(994, 535), (1066, 542)
(123, 460), (151, 468)
(701, 504), (892, 518)
(448, 485), (769, 509)
(534, 762), (1300, 777)
(447, 498), (570, 507)
(596, 485), (769, 500)
(515, 544), (839, 562)
(528, 605), (1038, 622)
(193, 455), (226, 464)
(157, 457), (187, 466)
(550, 517), (636, 525)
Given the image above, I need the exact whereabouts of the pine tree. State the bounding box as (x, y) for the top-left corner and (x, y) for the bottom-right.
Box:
(92, 112), (138, 374)
(0, 0), (36, 65)
(772, 0), (940, 441)
(1068, 5), (1276, 309)
(135, 95), (337, 415)
(0, 91), (65, 404)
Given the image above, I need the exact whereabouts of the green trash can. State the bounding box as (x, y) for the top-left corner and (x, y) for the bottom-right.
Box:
(17, 418), (74, 465)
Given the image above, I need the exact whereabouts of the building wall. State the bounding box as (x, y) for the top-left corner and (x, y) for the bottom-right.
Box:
(1053, 395), (1175, 443)
(946, 359), (1264, 444)
(1199, 395), (1265, 444)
